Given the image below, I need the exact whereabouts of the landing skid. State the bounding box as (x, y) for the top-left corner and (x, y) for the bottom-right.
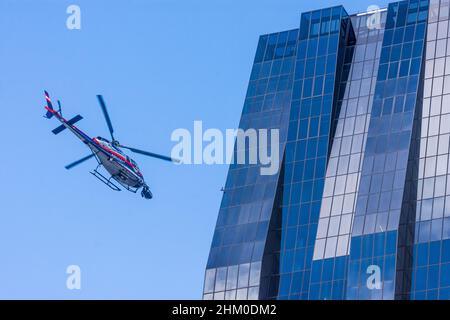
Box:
(111, 180), (139, 193)
(112, 178), (140, 194)
(90, 165), (121, 191)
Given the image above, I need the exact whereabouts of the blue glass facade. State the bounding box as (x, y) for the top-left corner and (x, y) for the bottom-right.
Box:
(203, 29), (298, 300)
(205, 0), (450, 300)
(347, 0), (428, 300)
(411, 0), (450, 300)
(278, 6), (353, 300)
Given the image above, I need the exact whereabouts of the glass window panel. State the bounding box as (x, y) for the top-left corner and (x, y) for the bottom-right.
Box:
(328, 216), (341, 237)
(436, 39), (447, 58)
(427, 136), (439, 156)
(324, 236), (338, 258)
(419, 221), (431, 242)
(317, 218), (329, 239)
(426, 60), (435, 78)
(433, 197), (445, 219)
(225, 290), (236, 300)
(340, 136), (352, 155)
(335, 120), (344, 138)
(335, 175), (347, 195)
(249, 262), (261, 287)
(436, 58), (446, 77)
(438, 134), (450, 154)
(344, 117), (356, 136)
(346, 173), (359, 193)
(421, 199), (433, 221)
(430, 96), (442, 116)
(444, 75), (450, 94)
(352, 215), (364, 236)
(428, 0), (439, 22)
(215, 267), (227, 292)
(351, 134), (364, 154)
(336, 235), (349, 256)
(425, 156), (437, 177)
(340, 214), (353, 234)
(363, 60), (374, 78)
(226, 265), (239, 290)
(352, 62), (363, 79)
(343, 193), (355, 214)
(347, 99), (358, 117)
(428, 22), (438, 41)
(446, 175), (450, 196)
(204, 269), (216, 293)
(331, 195), (344, 216)
(320, 197), (332, 217)
(324, 177), (336, 197)
(313, 238), (326, 260)
(247, 287), (259, 300)
(437, 155), (448, 176)
(349, 154), (361, 173)
(426, 40), (436, 60)
(363, 214), (377, 234)
(337, 156), (350, 175)
(435, 175), (447, 197)
(387, 210), (401, 230)
(331, 137), (341, 157)
(376, 213), (389, 232)
(237, 263), (250, 288)
(423, 177), (435, 199)
(443, 217), (450, 239)
(446, 57), (450, 75)
(360, 78), (372, 96)
(440, 114), (450, 134)
(357, 96), (369, 115)
(431, 219), (443, 241)
(421, 119), (429, 139)
(350, 80), (361, 98)
(423, 97), (431, 117)
(354, 116), (367, 135)
(442, 94), (450, 114)
(236, 288), (248, 300)
(424, 78), (433, 97)
(432, 76), (444, 96)
(327, 157), (338, 177)
(440, 0), (450, 21)
(438, 20), (449, 39)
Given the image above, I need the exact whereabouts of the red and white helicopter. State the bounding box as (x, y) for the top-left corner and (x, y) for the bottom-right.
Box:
(43, 91), (178, 199)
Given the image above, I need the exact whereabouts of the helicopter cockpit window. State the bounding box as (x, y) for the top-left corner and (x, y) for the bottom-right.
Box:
(129, 158), (140, 171)
(97, 136), (108, 143)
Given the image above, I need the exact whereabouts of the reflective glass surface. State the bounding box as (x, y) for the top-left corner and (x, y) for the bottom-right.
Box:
(204, 0), (450, 300)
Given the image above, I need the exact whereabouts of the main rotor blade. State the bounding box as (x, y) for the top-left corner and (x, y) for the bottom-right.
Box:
(96, 95), (115, 141)
(118, 145), (180, 163)
(65, 154), (95, 170)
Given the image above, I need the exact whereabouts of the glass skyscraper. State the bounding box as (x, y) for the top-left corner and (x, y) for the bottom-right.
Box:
(204, 0), (450, 300)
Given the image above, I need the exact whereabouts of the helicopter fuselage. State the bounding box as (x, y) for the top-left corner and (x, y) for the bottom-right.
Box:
(90, 138), (144, 189)
(45, 105), (145, 191)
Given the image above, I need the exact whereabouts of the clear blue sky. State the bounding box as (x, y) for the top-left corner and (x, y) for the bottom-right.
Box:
(0, 0), (389, 299)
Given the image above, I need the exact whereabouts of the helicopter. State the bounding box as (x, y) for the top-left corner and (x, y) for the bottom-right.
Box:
(43, 91), (179, 199)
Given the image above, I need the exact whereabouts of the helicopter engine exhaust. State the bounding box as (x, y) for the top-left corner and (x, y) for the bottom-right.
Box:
(141, 185), (153, 200)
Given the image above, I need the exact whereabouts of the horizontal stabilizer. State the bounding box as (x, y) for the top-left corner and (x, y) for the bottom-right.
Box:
(52, 114), (83, 135)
